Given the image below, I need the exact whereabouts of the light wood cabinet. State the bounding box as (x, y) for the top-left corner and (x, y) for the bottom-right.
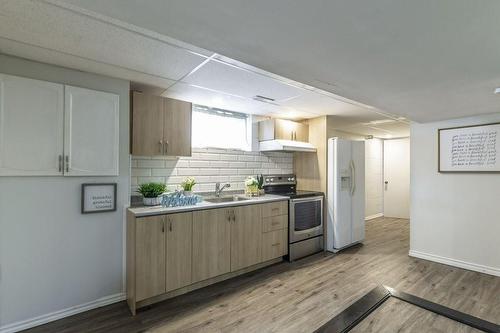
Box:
(262, 228), (288, 261)
(259, 118), (309, 142)
(165, 212), (192, 292)
(230, 205), (262, 271)
(135, 215), (165, 301)
(192, 208), (231, 283)
(127, 200), (288, 314)
(262, 201), (288, 218)
(0, 73), (119, 176)
(131, 92), (191, 156)
(294, 122), (309, 142)
(131, 92), (164, 156)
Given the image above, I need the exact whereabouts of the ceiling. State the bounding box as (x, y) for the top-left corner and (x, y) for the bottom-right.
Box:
(0, 0), (412, 138)
(56, 0), (500, 123)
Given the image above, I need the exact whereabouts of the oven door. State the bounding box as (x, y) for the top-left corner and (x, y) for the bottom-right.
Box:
(289, 196), (323, 243)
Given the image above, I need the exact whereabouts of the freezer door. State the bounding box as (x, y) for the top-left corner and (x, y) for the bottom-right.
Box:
(351, 141), (365, 243)
(327, 138), (354, 250)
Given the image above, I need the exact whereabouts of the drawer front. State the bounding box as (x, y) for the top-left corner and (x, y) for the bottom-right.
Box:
(262, 229), (287, 261)
(262, 214), (287, 233)
(261, 201), (288, 218)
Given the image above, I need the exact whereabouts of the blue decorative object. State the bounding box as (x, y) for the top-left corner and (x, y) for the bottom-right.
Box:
(161, 191), (202, 207)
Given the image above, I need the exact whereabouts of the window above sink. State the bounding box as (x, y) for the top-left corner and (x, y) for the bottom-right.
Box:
(192, 105), (252, 151)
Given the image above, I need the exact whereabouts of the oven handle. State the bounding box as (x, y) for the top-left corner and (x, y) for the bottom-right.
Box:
(289, 196), (324, 203)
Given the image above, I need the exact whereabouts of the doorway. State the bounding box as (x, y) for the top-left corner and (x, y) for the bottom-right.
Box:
(383, 138), (410, 219)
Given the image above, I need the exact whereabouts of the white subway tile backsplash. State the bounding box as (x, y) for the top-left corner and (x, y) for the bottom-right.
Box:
(132, 168), (151, 177)
(151, 168), (177, 176)
(238, 155), (255, 162)
(229, 162), (246, 168)
(210, 161), (230, 168)
(131, 148), (293, 193)
(189, 160), (210, 168)
(177, 168), (199, 175)
(137, 176), (165, 184)
(219, 154), (239, 161)
(137, 159), (165, 168)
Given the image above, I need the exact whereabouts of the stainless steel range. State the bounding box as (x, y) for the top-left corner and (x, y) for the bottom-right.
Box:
(262, 174), (324, 261)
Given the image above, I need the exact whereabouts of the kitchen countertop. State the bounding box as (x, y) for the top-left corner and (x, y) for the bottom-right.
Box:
(128, 194), (288, 217)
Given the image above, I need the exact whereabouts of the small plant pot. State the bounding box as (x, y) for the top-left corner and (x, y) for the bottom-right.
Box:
(143, 196), (162, 206)
(183, 190), (193, 197)
(259, 189), (265, 196)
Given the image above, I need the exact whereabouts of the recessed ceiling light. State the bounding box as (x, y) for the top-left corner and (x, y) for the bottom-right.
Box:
(495, 88), (500, 94)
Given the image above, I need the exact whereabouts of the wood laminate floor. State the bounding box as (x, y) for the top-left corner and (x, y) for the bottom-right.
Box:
(24, 217), (500, 333)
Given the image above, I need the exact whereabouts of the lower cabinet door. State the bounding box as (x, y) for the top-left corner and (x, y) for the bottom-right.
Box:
(165, 212), (192, 292)
(262, 229), (287, 262)
(192, 208), (231, 283)
(231, 205), (262, 271)
(136, 215), (165, 301)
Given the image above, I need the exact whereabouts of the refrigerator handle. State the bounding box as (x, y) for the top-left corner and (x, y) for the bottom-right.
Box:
(350, 159), (356, 196)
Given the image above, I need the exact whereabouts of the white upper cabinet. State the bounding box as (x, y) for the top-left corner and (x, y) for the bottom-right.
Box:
(0, 74), (64, 176)
(0, 74), (119, 176)
(64, 85), (119, 176)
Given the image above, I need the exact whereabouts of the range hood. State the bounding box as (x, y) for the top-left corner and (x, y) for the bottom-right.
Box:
(259, 139), (317, 153)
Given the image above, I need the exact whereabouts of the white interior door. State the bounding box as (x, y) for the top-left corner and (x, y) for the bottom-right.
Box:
(383, 138), (410, 218)
(64, 85), (119, 176)
(0, 74), (64, 176)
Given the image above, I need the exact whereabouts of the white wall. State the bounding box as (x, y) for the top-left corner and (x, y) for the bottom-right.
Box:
(365, 138), (384, 219)
(410, 114), (500, 277)
(0, 55), (130, 332)
(132, 149), (293, 195)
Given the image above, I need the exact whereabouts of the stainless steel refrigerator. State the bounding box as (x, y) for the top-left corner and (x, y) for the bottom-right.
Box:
(326, 138), (365, 252)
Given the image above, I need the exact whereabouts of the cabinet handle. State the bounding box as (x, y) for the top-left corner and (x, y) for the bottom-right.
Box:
(271, 221), (280, 225)
(164, 141), (169, 155)
(232, 210), (236, 222)
(65, 155), (69, 173)
(294, 132), (297, 140)
(272, 207), (279, 212)
(58, 155), (63, 172)
(271, 242), (281, 247)
(290, 132), (293, 140)
(169, 222), (172, 232)
(162, 222), (164, 233)
(159, 140), (163, 153)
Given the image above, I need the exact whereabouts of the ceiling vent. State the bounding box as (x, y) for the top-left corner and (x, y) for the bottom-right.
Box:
(253, 95), (279, 105)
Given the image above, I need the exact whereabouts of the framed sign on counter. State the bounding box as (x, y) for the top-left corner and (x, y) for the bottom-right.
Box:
(438, 122), (500, 173)
(81, 183), (117, 214)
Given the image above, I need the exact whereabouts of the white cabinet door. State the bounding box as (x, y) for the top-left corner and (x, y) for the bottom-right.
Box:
(0, 74), (64, 176)
(64, 85), (119, 176)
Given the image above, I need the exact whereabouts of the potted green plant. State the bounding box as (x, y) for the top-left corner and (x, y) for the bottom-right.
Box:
(181, 177), (196, 196)
(137, 182), (167, 206)
(257, 174), (265, 196)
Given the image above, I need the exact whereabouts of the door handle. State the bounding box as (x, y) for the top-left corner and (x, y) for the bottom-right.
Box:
(58, 155), (63, 173)
(159, 139), (163, 154)
(350, 160), (356, 196)
(65, 155), (69, 173)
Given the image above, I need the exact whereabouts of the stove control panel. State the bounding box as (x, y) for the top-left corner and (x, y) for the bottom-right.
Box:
(262, 174), (296, 186)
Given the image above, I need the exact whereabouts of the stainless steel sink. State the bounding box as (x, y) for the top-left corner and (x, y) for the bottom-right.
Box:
(204, 195), (250, 203)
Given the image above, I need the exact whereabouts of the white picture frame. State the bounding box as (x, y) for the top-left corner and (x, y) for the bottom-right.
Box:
(438, 122), (500, 173)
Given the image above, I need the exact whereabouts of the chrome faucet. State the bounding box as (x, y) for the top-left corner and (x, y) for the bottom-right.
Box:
(215, 182), (231, 197)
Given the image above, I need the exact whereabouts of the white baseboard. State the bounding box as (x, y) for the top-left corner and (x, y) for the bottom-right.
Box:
(409, 250), (500, 277)
(0, 293), (126, 333)
(365, 213), (384, 221)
